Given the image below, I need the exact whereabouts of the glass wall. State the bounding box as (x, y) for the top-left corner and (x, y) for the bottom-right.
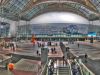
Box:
(17, 23), (88, 38)
(17, 24), (31, 37)
(0, 22), (10, 37)
(16, 23), (100, 39)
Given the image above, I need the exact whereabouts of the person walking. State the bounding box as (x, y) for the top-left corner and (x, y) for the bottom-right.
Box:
(84, 53), (88, 63)
(62, 56), (65, 66)
(78, 43), (79, 48)
(36, 50), (39, 55)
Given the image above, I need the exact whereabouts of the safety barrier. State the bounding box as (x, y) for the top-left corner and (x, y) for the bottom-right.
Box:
(77, 59), (95, 75)
(68, 60), (73, 75)
(74, 59), (83, 75)
(60, 42), (95, 75)
(40, 60), (49, 75)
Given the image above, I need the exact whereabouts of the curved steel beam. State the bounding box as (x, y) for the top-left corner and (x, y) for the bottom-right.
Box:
(20, 0), (98, 19)
(89, 0), (100, 13)
(0, 0), (99, 21)
(21, 3), (88, 21)
(21, 0), (97, 14)
(0, 0), (10, 6)
(21, 1), (83, 15)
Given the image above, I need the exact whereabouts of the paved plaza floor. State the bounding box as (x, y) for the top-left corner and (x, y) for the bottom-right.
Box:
(66, 42), (100, 75)
(0, 59), (41, 75)
(1, 41), (100, 75)
(48, 46), (63, 58)
(12, 59), (41, 75)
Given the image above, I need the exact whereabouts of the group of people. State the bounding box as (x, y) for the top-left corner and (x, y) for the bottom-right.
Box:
(48, 60), (55, 75)
(47, 42), (52, 46)
(71, 53), (88, 75)
(47, 42), (58, 46)
(51, 47), (57, 54)
(37, 42), (45, 47)
(68, 40), (75, 44)
(9, 42), (16, 52)
(71, 61), (80, 75)
(0, 41), (16, 52)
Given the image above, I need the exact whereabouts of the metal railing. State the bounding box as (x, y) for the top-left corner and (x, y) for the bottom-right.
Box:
(40, 61), (49, 75)
(77, 59), (95, 75)
(74, 59), (83, 75)
(68, 60), (73, 75)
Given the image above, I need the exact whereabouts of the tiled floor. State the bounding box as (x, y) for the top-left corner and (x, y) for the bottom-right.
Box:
(0, 69), (13, 75)
(48, 46), (63, 58)
(66, 42), (100, 75)
(67, 43), (100, 60)
(12, 69), (37, 75)
(0, 59), (41, 75)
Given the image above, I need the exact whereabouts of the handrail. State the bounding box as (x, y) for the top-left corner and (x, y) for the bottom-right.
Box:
(40, 60), (49, 75)
(57, 60), (59, 75)
(74, 59), (83, 75)
(60, 42), (95, 75)
(68, 60), (73, 75)
(76, 59), (95, 75)
(80, 61), (95, 75)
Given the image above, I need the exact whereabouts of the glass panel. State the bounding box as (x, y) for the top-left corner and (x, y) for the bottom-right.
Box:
(79, 6), (90, 16)
(90, 0), (100, 11)
(4, 0), (30, 14)
(75, 4), (81, 9)
(90, 0), (100, 5)
(23, 3), (50, 19)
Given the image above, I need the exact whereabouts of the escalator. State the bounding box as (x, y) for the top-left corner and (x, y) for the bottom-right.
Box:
(58, 66), (70, 75)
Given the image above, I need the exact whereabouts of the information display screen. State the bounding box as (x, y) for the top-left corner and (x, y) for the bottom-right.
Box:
(88, 32), (96, 37)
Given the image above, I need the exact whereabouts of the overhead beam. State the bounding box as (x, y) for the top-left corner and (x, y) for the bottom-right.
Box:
(20, 0), (98, 16)
(84, 0), (97, 11)
(20, 1), (86, 16)
(21, 3), (88, 21)
(0, 0), (10, 6)
(0, 0), (99, 21)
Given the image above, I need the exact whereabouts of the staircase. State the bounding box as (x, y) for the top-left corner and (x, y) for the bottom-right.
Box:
(58, 66), (70, 75)
(17, 43), (34, 50)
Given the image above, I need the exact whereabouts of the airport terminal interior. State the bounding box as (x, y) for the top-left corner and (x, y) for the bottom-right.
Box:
(0, 0), (100, 75)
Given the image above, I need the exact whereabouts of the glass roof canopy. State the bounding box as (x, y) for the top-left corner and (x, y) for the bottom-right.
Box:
(0, 0), (100, 21)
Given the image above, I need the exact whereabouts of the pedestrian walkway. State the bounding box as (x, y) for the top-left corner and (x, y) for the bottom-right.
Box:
(13, 42), (41, 57)
(64, 42), (100, 75)
(12, 70), (37, 75)
(48, 46), (63, 58)
(83, 58), (100, 75)
(77, 41), (100, 50)
(67, 43), (100, 60)
(12, 59), (41, 75)
(0, 69), (13, 75)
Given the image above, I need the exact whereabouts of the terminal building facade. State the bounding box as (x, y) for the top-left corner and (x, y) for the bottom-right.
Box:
(16, 23), (100, 41)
